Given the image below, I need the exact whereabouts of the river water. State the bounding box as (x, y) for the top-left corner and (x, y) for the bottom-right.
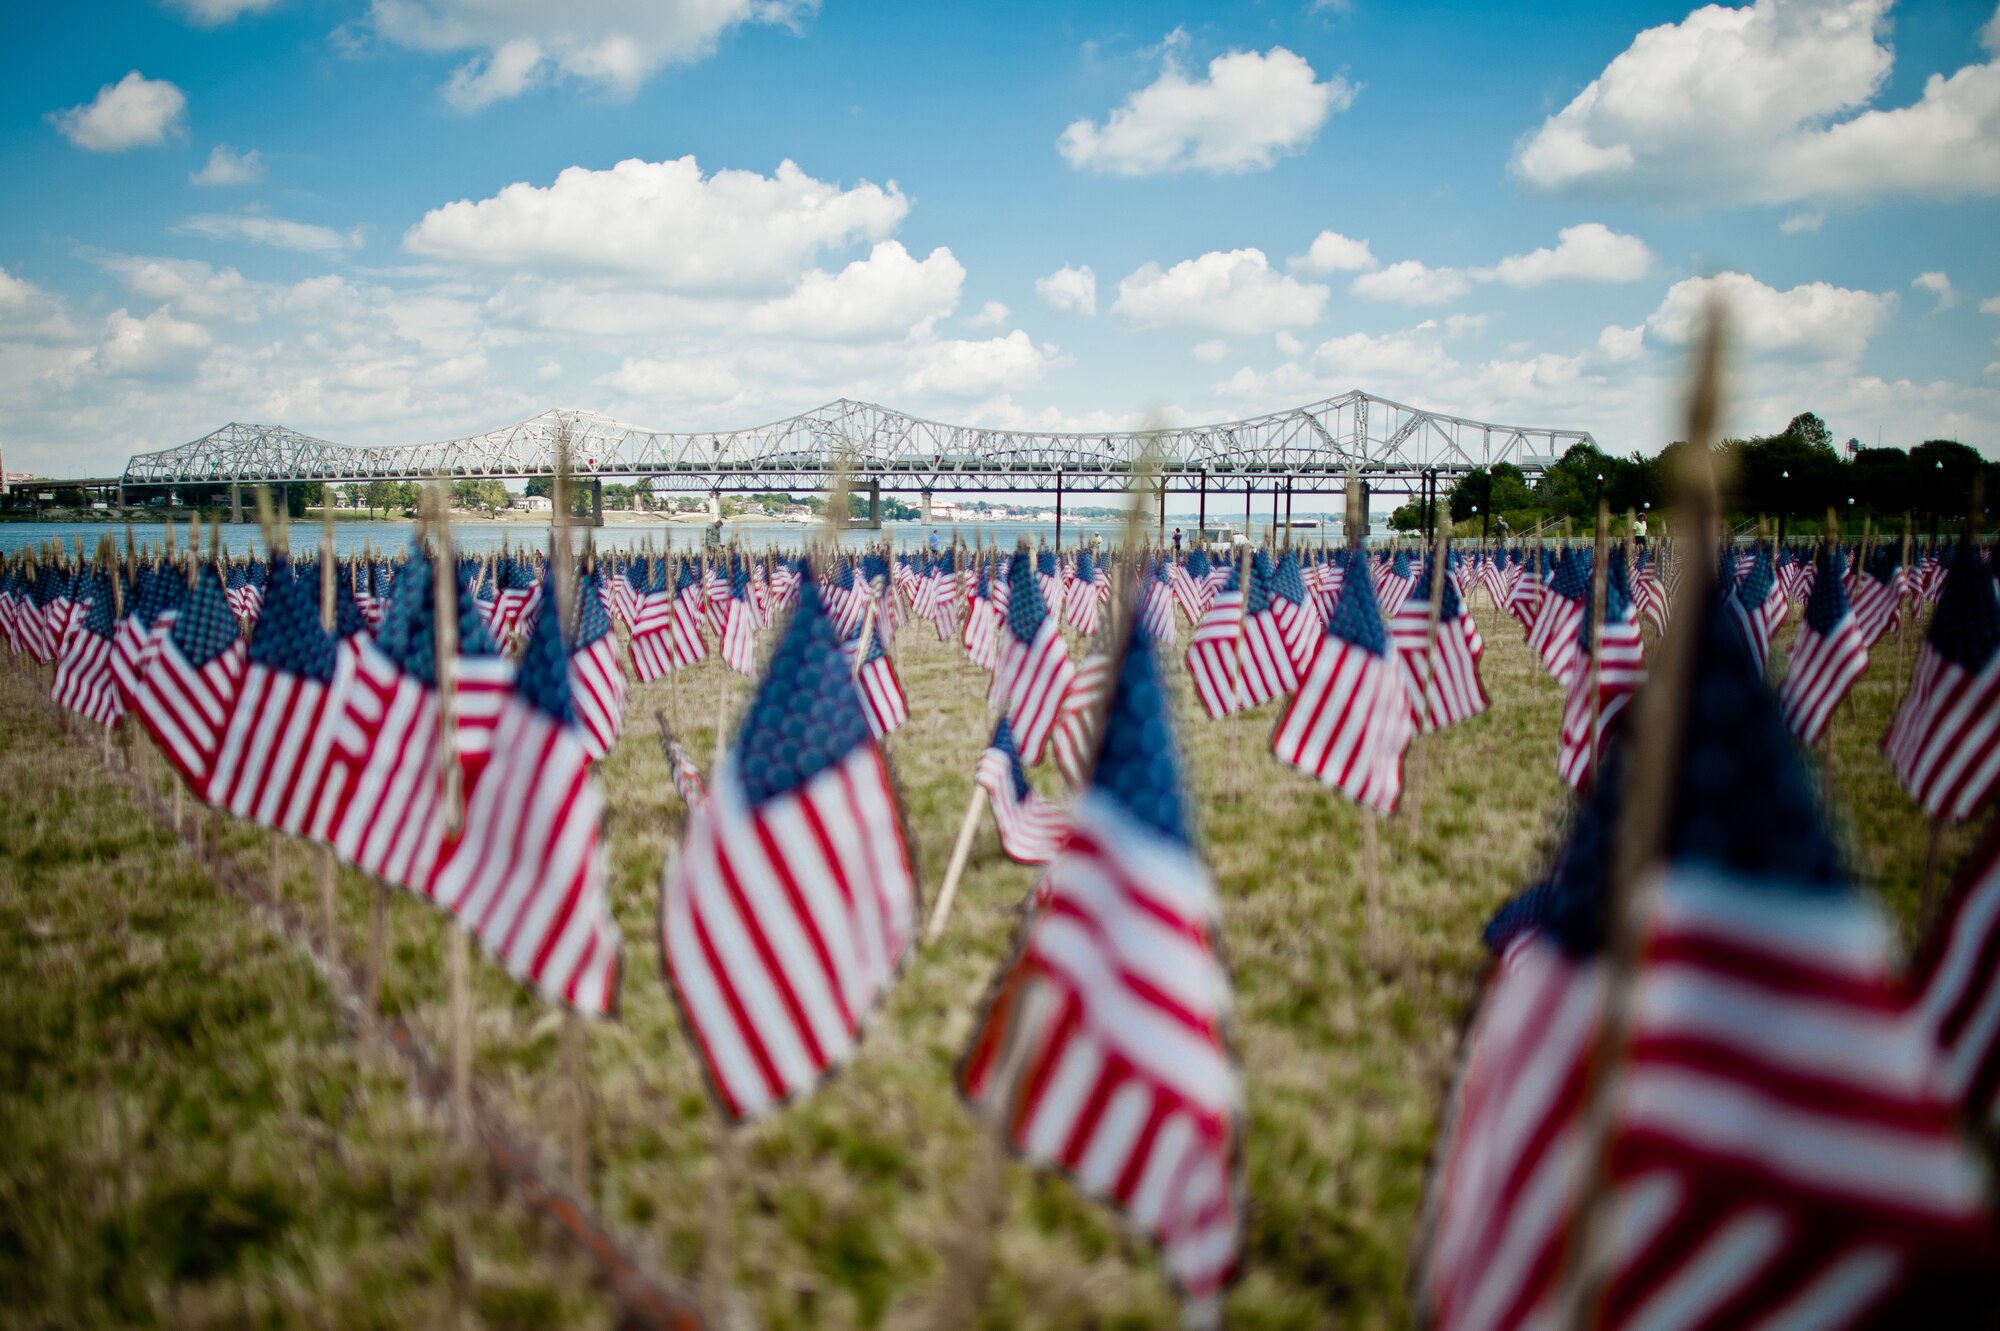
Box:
(0, 517), (1173, 559)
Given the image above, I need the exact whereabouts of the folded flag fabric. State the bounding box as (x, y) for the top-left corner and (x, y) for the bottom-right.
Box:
(1883, 533), (2000, 823)
(433, 591), (623, 1017)
(975, 716), (1071, 865)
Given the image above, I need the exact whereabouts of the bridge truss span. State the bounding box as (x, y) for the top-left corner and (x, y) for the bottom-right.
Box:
(118, 391), (1596, 495)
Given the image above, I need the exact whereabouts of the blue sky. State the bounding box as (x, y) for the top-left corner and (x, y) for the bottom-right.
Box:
(3, 0), (1998, 479)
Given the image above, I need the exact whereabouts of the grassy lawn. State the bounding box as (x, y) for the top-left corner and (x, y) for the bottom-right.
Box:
(0, 591), (1976, 1330)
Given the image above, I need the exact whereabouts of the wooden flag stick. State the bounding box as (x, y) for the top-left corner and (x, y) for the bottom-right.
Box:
(927, 782), (988, 945)
(1557, 301), (1727, 1331)
(551, 434), (594, 1202)
(1896, 517), (1914, 698)
(1585, 499), (1611, 782)
(1407, 527), (1450, 838)
(430, 485), (472, 1136)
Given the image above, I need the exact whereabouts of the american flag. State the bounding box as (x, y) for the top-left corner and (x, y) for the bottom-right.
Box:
(1554, 552), (1645, 792)
(1528, 548), (1588, 682)
(958, 626), (1243, 1312)
(1236, 550), (1300, 708)
(314, 546), (454, 892)
(1376, 549), (1415, 617)
(0, 566), (25, 656)
(569, 569), (629, 761)
(12, 566), (57, 663)
(51, 568), (125, 728)
(628, 560), (679, 682)
(113, 563), (181, 711)
(1272, 548), (1414, 813)
(1168, 549), (1207, 624)
(1421, 601), (1993, 1331)
(433, 592), (623, 1016)
(208, 556), (351, 835)
(39, 566), (76, 663)
(1036, 546), (1065, 623)
(1504, 547), (1545, 632)
(224, 559), (265, 624)
(1184, 563), (1246, 720)
(961, 562), (1000, 671)
(975, 716), (1071, 864)
(1848, 544), (1904, 648)
(1906, 828), (2000, 1129)
(1778, 544), (1869, 747)
(1139, 558), (1178, 647)
(1883, 535), (2000, 823)
(1632, 546), (1670, 633)
(452, 562), (515, 800)
(659, 574), (918, 1120)
(1726, 549), (1780, 675)
(1066, 549), (1102, 638)
(1269, 550), (1321, 671)
(991, 546), (1075, 765)
(1389, 556), (1489, 733)
(825, 558), (868, 639)
(845, 613), (909, 741)
(132, 564), (247, 791)
(721, 561), (759, 677)
(607, 556), (643, 628)
(1051, 639), (1111, 790)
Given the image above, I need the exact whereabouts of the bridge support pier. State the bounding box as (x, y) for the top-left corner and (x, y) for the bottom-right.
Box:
(920, 489), (932, 523)
(1054, 470), (1062, 549)
(590, 478), (603, 528)
(230, 481), (243, 525)
(1198, 469), (1206, 544)
(865, 478), (881, 531)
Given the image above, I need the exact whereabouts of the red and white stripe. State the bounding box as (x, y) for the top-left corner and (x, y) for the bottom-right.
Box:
(959, 795), (1243, 1305)
(52, 626), (125, 727)
(1183, 589), (1245, 720)
(1271, 635), (1415, 814)
(993, 612), (1075, 766)
(1778, 610), (1868, 747)
(432, 699), (622, 1016)
(569, 634), (628, 762)
(313, 636), (447, 892)
(975, 750), (1071, 866)
(132, 631), (246, 792)
(1883, 643), (2000, 823)
(659, 742), (916, 1120)
(853, 653), (909, 740)
(209, 655), (353, 835)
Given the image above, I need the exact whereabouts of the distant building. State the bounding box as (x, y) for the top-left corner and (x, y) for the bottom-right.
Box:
(517, 494), (554, 513)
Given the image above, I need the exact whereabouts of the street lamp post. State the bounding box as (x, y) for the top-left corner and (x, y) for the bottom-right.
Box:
(1779, 469), (1789, 546)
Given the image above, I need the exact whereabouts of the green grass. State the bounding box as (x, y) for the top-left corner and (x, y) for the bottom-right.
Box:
(0, 597), (1977, 1330)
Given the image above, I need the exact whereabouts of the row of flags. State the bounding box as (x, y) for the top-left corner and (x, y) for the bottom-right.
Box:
(5, 520), (1999, 1323)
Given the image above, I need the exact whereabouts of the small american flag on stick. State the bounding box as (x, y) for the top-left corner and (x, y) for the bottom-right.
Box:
(959, 622), (1244, 1313)
(659, 574), (918, 1120)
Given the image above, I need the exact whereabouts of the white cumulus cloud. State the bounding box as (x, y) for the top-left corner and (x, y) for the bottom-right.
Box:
(95, 307), (212, 379)
(1913, 270), (1956, 310)
(1192, 340), (1229, 362)
(1648, 271), (1896, 362)
(370, 0), (816, 106)
(1059, 43), (1354, 175)
(1036, 265), (1098, 316)
(1350, 259), (1470, 307)
(50, 72), (187, 151)
(190, 145), (265, 186)
(901, 331), (1061, 398)
(1477, 223), (1652, 287)
(1289, 229), (1376, 275)
(167, 0), (284, 23)
(745, 242), (964, 340)
(403, 157), (906, 291)
(1112, 249), (1327, 334)
(966, 300), (1010, 330)
(1511, 0), (2000, 205)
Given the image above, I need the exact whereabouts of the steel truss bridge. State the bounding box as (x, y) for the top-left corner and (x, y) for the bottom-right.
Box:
(113, 393), (1593, 502)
